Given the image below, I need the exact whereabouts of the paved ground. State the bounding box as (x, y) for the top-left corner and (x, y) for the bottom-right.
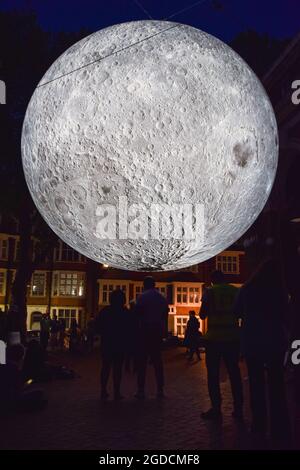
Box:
(1, 347), (299, 450)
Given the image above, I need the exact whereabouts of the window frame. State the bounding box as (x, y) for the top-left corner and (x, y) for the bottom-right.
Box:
(0, 236), (9, 261)
(0, 269), (6, 296)
(51, 307), (82, 329)
(216, 252), (240, 274)
(54, 241), (86, 263)
(175, 283), (202, 306)
(133, 282), (167, 301)
(52, 271), (85, 298)
(31, 271), (47, 297)
(174, 315), (189, 338)
(99, 280), (129, 305)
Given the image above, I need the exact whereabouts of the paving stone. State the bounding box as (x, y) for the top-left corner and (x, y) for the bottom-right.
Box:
(1, 347), (298, 450)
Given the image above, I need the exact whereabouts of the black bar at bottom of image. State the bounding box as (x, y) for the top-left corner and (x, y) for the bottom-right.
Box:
(1, 450), (299, 466)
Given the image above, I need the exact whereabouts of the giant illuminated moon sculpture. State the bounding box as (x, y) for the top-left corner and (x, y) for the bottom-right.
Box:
(22, 21), (278, 271)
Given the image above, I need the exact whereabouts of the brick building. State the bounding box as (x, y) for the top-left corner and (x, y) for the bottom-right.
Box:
(0, 229), (246, 337)
(97, 249), (246, 337)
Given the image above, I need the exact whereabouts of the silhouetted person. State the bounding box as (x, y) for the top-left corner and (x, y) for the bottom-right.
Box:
(185, 311), (202, 361)
(58, 317), (66, 350)
(69, 318), (79, 353)
(22, 339), (75, 382)
(40, 312), (51, 351)
(135, 276), (168, 399)
(0, 308), (8, 342)
(50, 314), (60, 350)
(86, 315), (95, 353)
(125, 300), (139, 373)
(22, 339), (49, 382)
(96, 289), (127, 400)
(0, 344), (47, 414)
(234, 258), (291, 445)
(0, 343), (25, 414)
(200, 270), (243, 421)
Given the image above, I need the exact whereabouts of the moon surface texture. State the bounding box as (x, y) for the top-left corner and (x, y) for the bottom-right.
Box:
(22, 21), (278, 271)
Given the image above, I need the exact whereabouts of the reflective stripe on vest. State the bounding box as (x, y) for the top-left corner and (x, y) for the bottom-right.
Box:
(205, 284), (239, 341)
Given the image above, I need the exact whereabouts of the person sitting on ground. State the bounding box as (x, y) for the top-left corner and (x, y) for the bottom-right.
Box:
(22, 339), (76, 382)
(22, 339), (50, 382)
(0, 343), (47, 414)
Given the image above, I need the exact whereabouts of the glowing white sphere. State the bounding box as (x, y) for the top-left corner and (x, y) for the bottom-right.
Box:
(22, 21), (278, 271)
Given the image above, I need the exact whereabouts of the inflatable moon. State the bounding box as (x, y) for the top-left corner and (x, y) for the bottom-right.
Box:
(22, 21), (278, 271)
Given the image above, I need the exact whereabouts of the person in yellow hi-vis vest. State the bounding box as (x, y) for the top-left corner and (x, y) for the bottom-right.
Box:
(200, 270), (243, 421)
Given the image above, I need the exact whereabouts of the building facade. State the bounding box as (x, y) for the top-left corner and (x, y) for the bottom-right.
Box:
(97, 249), (245, 337)
(0, 230), (246, 337)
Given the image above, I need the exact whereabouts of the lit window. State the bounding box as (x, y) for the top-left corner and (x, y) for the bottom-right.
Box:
(52, 308), (81, 329)
(0, 239), (8, 260)
(176, 286), (200, 305)
(53, 272), (85, 297)
(31, 272), (46, 297)
(189, 287), (200, 303)
(101, 283), (127, 304)
(175, 316), (189, 338)
(216, 254), (239, 274)
(0, 271), (5, 295)
(158, 285), (167, 297)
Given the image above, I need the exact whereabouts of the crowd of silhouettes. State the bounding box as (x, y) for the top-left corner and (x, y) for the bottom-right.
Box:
(95, 276), (168, 401)
(0, 261), (294, 447)
(94, 264), (292, 449)
(40, 312), (68, 352)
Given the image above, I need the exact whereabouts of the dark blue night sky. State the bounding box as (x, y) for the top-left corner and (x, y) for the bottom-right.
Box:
(0, 0), (299, 41)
